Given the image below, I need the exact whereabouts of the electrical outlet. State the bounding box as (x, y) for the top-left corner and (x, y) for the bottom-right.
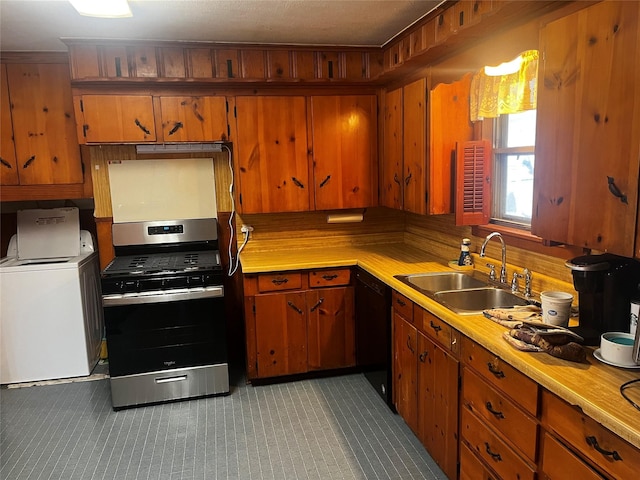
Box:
(241, 224), (254, 233)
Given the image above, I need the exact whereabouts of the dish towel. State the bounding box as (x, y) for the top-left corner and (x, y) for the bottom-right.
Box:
(484, 307), (587, 363)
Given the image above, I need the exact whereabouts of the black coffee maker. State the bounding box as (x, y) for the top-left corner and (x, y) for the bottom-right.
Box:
(566, 253), (640, 345)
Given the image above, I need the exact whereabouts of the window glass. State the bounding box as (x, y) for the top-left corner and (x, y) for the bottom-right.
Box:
(493, 110), (536, 226)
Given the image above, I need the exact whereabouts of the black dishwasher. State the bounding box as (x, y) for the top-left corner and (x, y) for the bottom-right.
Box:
(355, 268), (394, 411)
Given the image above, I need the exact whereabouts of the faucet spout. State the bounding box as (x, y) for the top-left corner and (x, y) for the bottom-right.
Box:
(480, 232), (507, 284)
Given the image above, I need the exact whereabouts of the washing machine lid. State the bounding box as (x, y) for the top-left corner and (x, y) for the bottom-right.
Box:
(16, 208), (80, 260)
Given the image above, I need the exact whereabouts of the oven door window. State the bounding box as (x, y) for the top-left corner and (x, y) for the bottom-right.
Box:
(104, 296), (226, 377)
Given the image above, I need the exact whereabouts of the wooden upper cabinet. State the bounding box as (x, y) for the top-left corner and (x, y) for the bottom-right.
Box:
(76, 95), (156, 143)
(214, 49), (239, 79)
(234, 96), (310, 213)
(240, 50), (266, 79)
(403, 78), (428, 214)
(5, 63), (82, 185)
(533, 0), (640, 256)
(102, 46), (131, 78)
(266, 50), (291, 80)
(0, 64), (19, 185)
(130, 46), (158, 78)
(159, 96), (228, 142)
(310, 95), (377, 210)
(429, 73), (473, 214)
(381, 87), (403, 209)
(159, 47), (186, 78)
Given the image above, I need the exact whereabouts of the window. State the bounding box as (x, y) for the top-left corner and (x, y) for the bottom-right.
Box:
(492, 110), (536, 228)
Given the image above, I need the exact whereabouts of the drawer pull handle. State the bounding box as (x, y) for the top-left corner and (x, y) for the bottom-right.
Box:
(487, 362), (505, 379)
(393, 173), (401, 185)
(321, 274), (338, 281)
(396, 298), (406, 307)
(309, 298), (324, 312)
(485, 401), (504, 419)
(287, 301), (303, 314)
(407, 335), (415, 354)
(419, 351), (428, 362)
(484, 442), (502, 462)
(155, 375), (187, 384)
(429, 320), (442, 332)
(586, 436), (622, 461)
(271, 278), (289, 285)
(134, 118), (151, 135)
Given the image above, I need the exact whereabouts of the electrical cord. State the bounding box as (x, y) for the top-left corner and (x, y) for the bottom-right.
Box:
(224, 144), (249, 276)
(620, 378), (640, 411)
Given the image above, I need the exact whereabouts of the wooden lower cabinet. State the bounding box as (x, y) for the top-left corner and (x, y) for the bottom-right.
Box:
(245, 269), (355, 380)
(392, 295), (459, 479)
(541, 389), (640, 480)
(540, 432), (603, 480)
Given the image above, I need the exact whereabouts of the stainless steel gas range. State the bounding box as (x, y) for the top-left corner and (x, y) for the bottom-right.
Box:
(101, 218), (229, 410)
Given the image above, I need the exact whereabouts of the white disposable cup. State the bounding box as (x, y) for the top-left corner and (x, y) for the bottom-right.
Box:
(540, 291), (573, 327)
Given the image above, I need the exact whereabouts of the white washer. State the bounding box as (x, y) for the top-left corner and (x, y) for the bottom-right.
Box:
(0, 210), (104, 384)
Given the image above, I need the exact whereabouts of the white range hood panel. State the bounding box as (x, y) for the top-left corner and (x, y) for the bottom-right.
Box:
(108, 158), (218, 224)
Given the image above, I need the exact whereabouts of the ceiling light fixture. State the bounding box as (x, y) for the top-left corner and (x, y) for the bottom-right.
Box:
(69, 0), (132, 18)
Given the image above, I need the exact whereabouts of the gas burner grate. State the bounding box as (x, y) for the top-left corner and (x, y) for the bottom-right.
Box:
(127, 256), (149, 268)
(183, 253), (199, 265)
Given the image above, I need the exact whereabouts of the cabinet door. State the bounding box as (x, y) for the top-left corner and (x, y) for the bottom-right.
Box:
(381, 87), (403, 209)
(159, 96), (228, 142)
(310, 95), (377, 210)
(307, 287), (355, 370)
(429, 74), (473, 214)
(254, 292), (308, 378)
(393, 313), (418, 433)
(0, 64), (18, 185)
(533, 1), (640, 256)
(403, 78), (428, 214)
(6, 63), (82, 185)
(78, 95), (156, 143)
(418, 332), (459, 480)
(235, 96), (310, 213)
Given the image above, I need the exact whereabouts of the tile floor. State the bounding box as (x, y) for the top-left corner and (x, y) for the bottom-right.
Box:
(0, 369), (447, 480)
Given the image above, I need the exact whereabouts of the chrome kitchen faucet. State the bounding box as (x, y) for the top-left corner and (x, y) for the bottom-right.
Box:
(480, 231), (507, 284)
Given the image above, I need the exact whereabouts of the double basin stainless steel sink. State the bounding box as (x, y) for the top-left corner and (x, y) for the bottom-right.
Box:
(394, 271), (531, 315)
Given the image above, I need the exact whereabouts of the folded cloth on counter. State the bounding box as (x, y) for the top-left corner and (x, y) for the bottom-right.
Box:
(503, 324), (587, 363)
(483, 306), (542, 328)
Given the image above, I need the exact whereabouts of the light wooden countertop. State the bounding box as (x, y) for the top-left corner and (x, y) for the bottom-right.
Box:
(240, 242), (640, 449)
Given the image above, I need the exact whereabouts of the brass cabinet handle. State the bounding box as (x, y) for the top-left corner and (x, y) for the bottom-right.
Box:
(607, 176), (628, 204)
(485, 401), (504, 419)
(319, 175), (331, 188)
(287, 301), (303, 314)
(487, 362), (505, 379)
(484, 442), (502, 462)
(309, 298), (324, 312)
(586, 436), (622, 461)
(134, 118), (151, 135)
(168, 122), (183, 136)
(406, 335), (415, 354)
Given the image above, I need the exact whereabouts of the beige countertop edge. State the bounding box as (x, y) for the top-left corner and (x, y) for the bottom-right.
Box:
(240, 243), (640, 449)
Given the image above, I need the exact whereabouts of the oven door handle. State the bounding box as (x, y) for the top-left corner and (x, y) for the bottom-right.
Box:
(103, 286), (224, 306)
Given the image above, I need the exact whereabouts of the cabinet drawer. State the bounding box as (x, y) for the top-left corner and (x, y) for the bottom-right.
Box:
(257, 273), (303, 292)
(392, 291), (413, 322)
(462, 367), (538, 462)
(459, 441), (497, 480)
(461, 337), (539, 416)
(542, 390), (640, 480)
(309, 268), (350, 288)
(541, 432), (603, 480)
(420, 308), (453, 350)
(461, 408), (536, 480)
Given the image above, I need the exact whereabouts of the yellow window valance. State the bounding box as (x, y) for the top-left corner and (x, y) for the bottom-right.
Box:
(470, 50), (539, 122)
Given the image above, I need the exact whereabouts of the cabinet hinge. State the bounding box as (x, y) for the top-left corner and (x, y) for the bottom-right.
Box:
(227, 124), (231, 138)
(458, 374), (462, 391)
(239, 193), (242, 205)
(79, 99), (84, 112)
(225, 100), (229, 113)
(252, 304), (255, 314)
(234, 105), (237, 118)
(425, 191), (429, 204)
